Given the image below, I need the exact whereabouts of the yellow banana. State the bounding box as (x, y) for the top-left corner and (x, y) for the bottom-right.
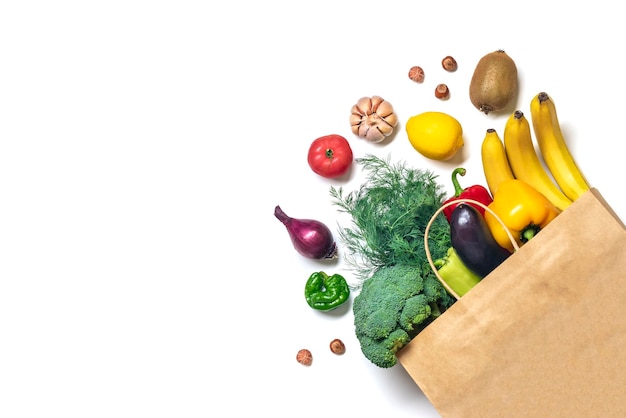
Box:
(503, 110), (573, 211)
(530, 92), (590, 201)
(481, 128), (515, 196)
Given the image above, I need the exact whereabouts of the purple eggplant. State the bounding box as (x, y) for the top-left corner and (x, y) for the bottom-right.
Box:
(450, 203), (511, 278)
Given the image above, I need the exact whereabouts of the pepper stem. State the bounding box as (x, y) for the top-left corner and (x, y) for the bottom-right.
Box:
(451, 167), (467, 197)
(520, 224), (541, 243)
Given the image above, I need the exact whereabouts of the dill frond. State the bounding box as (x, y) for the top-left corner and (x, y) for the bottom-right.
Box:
(330, 154), (451, 287)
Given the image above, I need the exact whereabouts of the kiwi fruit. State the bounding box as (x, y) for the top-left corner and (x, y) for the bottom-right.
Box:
(469, 50), (518, 114)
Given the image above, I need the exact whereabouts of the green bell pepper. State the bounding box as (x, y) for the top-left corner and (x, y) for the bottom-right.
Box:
(434, 247), (482, 297)
(304, 271), (350, 311)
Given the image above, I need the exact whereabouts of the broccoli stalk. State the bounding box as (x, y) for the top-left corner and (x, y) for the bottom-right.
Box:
(353, 264), (454, 368)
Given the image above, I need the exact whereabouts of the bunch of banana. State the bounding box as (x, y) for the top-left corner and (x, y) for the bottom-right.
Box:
(481, 92), (590, 209)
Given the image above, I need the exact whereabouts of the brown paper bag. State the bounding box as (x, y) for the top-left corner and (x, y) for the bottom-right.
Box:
(397, 189), (626, 417)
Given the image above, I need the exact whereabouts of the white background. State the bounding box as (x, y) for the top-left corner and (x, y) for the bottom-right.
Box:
(1, 1), (623, 417)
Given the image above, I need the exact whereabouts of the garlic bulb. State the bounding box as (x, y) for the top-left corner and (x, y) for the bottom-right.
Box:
(349, 96), (398, 143)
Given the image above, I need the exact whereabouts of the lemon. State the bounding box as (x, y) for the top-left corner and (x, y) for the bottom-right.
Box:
(405, 111), (464, 160)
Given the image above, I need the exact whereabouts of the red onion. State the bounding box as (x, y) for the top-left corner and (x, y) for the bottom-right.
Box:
(274, 205), (337, 260)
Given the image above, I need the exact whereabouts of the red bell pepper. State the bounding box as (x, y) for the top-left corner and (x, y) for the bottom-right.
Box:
(443, 167), (493, 222)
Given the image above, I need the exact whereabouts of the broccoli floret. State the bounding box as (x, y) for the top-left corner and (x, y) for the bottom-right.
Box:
(399, 294), (431, 332)
(423, 273), (455, 308)
(353, 264), (455, 368)
(356, 329), (410, 369)
(361, 309), (398, 339)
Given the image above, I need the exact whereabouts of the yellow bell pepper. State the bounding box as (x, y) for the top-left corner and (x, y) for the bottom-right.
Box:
(484, 179), (561, 252)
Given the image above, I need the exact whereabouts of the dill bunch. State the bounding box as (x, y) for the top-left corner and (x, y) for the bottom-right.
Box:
(330, 154), (451, 287)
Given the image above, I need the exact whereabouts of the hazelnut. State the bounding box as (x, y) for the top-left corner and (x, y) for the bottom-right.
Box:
(435, 83), (450, 100)
(296, 349), (312, 366)
(329, 339), (346, 355)
(408, 66), (425, 83)
(442, 56), (458, 72)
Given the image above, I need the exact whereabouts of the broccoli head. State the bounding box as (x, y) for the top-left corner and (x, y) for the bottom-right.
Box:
(353, 264), (455, 368)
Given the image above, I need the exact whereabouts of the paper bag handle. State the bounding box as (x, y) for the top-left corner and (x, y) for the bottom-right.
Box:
(424, 198), (520, 300)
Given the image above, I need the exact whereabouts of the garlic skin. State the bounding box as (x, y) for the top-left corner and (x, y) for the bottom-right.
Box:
(350, 96), (398, 143)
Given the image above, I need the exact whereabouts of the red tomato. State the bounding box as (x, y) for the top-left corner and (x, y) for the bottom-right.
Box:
(307, 134), (353, 178)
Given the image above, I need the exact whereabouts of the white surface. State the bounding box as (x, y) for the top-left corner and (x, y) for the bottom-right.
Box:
(1, 1), (623, 417)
